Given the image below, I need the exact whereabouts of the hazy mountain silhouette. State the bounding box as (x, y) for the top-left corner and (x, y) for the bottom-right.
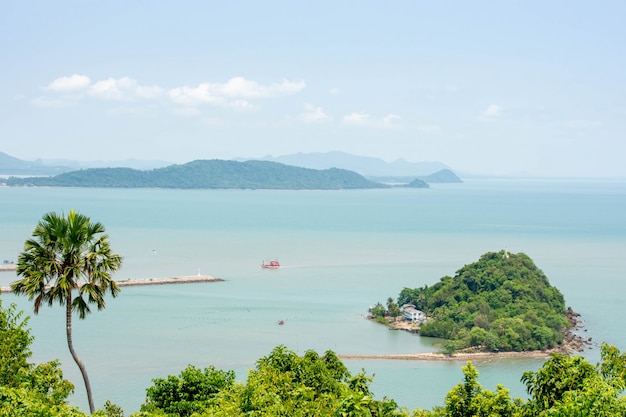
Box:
(245, 151), (450, 177)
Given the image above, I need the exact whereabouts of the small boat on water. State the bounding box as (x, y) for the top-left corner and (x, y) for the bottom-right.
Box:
(277, 319), (285, 325)
(261, 259), (280, 269)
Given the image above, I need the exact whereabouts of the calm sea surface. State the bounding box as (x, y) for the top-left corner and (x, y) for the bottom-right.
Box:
(1, 178), (625, 413)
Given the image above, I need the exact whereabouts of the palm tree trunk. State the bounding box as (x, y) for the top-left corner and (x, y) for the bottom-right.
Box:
(66, 296), (96, 414)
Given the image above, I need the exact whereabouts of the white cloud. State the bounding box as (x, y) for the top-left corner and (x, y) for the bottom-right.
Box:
(44, 74), (90, 92)
(480, 104), (502, 121)
(168, 77), (305, 107)
(89, 78), (126, 100)
(299, 103), (332, 123)
(36, 74), (302, 112)
(168, 83), (224, 106)
(219, 77), (305, 98)
(88, 77), (164, 100)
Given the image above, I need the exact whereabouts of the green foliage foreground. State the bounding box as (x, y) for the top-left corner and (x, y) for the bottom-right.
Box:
(136, 345), (401, 417)
(132, 344), (626, 417)
(3, 293), (626, 416)
(2, 295), (626, 417)
(0, 301), (84, 417)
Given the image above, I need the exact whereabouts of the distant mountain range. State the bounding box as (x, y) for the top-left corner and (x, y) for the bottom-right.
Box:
(1, 151), (461, 189)
(0, 151), (170, 175)
(242, 151), (450, 177)
(1, 150), (456, 177)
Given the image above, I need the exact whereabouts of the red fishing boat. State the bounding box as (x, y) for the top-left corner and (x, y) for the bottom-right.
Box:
(261, 259), (280, 269)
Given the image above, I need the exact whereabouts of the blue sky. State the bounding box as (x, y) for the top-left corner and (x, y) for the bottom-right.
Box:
(2, 1), (625, 176)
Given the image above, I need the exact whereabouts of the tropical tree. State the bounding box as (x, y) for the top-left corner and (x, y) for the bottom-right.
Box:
(10, 210), (122, 414)
(519, 347), (626, 416)
(141, 365), (236, 417)
(442, 361), (516, 417)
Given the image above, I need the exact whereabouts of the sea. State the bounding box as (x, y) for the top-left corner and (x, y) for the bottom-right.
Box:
(1, 178), (625, 414)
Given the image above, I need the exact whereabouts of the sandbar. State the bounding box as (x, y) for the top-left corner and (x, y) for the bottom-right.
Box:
(338, 350), (555, 362)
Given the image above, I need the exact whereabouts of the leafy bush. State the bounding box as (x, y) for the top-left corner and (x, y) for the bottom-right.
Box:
(141, 365), (235, 417)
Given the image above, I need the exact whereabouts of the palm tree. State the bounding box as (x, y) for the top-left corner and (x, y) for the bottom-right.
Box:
(11, 210), (122, 414)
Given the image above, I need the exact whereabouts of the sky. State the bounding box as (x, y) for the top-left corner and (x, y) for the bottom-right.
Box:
(2, 1), (625, 177)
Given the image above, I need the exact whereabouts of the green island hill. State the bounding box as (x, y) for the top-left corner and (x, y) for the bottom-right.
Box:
(369, 250), (588, 355)
(0, 159), (466, 190)
(3, 159), (392, 190)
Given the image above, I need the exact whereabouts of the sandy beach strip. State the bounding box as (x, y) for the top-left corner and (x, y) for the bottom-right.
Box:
(1, 274), (223, 293)
(338, 350), (555, 362)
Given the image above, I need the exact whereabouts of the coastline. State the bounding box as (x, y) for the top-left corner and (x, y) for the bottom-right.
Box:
(349, 307), (592, 362)
(0, 274), (223, 293)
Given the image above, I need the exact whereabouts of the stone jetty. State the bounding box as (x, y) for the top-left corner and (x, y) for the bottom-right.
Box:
(0, 264), (17, 272)
(1, 274), (223, 293)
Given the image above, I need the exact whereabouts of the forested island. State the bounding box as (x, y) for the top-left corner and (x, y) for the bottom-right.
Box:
(4, 159), (391, 190)
(0, 159), (460, 190)
(370, 250), (585, 354)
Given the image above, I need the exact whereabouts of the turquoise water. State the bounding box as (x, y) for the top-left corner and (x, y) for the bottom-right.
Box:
(1, 178), (625, 413)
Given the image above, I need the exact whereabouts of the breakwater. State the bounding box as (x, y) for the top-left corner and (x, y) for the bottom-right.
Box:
(1, 274), (223, 293)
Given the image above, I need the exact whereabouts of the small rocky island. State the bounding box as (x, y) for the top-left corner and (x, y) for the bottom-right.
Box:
(370, 250), (590, 354)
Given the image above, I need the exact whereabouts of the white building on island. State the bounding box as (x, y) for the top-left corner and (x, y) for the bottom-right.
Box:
(401, 303), (426, 323)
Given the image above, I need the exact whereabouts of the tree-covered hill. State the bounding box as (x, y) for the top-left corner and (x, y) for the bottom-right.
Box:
(394, 250), (571, 352)
(5, 159), (389, 190)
